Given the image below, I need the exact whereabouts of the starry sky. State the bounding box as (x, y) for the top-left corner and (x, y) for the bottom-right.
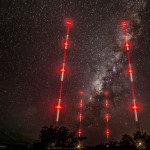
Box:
(0, 0), (150, 145)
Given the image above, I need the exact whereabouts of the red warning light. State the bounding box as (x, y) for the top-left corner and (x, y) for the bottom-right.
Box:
(80, 91), (84, 95)
(124, 42), (131, 49)
(128, 67), (134, 74)
(105, 129), (110, 135)
(65, 18), (73, 27)
(79, 114), (82, 120)
(104, 91), (109, 96)
(56, 105), (62, 109)
(105, 114), (110, 120)
(125, 43), (129, 48)
(61, 39), (70, 49)
(60, 68), (66, 73)
(105, 101), (109, 108)
(121, 21), (128, 29)
(64, 41), (69, 47)
(131, 104), (139, 111)
(78, 129), (82, 135)
(80, 101), (83, 107)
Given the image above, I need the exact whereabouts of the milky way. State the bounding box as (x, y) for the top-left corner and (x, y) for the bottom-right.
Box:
(0, 0), (150, 145)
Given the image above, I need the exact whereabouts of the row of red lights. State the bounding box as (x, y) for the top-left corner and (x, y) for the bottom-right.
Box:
(55, 19), (140, 137)
(56, 20), (135, 100)
(57, 19), (73, 77)
(78, 91), (84, 136)
(104, 91), (110, 140)
(121, 21), (140, 112)
(121, 21), (135, 74)
(55, 105), (139, 111)
(122, 22), (130, 48)
(59, 66), (135, 76)
(55, 19), (73, 122)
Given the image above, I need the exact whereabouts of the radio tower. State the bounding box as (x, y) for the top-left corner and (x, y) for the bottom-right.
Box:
(104, 91), (110, 142)
(121, 21), (140, 131)
(56, 19), (73, 122)
(77, 91), (84, 148)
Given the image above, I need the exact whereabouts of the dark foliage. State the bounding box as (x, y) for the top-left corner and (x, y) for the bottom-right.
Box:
(120, 134), (136, 149)
(31, 125), (78, 150)
(95, 132), (150, 150)
(31, 128), (150, 150)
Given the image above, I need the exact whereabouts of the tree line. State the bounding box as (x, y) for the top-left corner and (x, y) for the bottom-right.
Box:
(30, 125), (150, 150)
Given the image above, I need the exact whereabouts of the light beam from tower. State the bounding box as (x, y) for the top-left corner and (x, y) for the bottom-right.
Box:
(121, 21), (140, 131)
(56, 18), (73, 122)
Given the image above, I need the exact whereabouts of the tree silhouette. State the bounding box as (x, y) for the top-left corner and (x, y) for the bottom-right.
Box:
(31, 125), (78, 150)
(106, 140), (120, 149)
(120, 134), (136, 149)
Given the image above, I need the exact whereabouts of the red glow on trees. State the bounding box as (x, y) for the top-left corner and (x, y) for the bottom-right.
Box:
(65, 18), (73, 27)
(121, 21), (128, 29)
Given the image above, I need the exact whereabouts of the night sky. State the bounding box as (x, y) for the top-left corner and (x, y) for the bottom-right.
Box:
(1, 0), (150, 145)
